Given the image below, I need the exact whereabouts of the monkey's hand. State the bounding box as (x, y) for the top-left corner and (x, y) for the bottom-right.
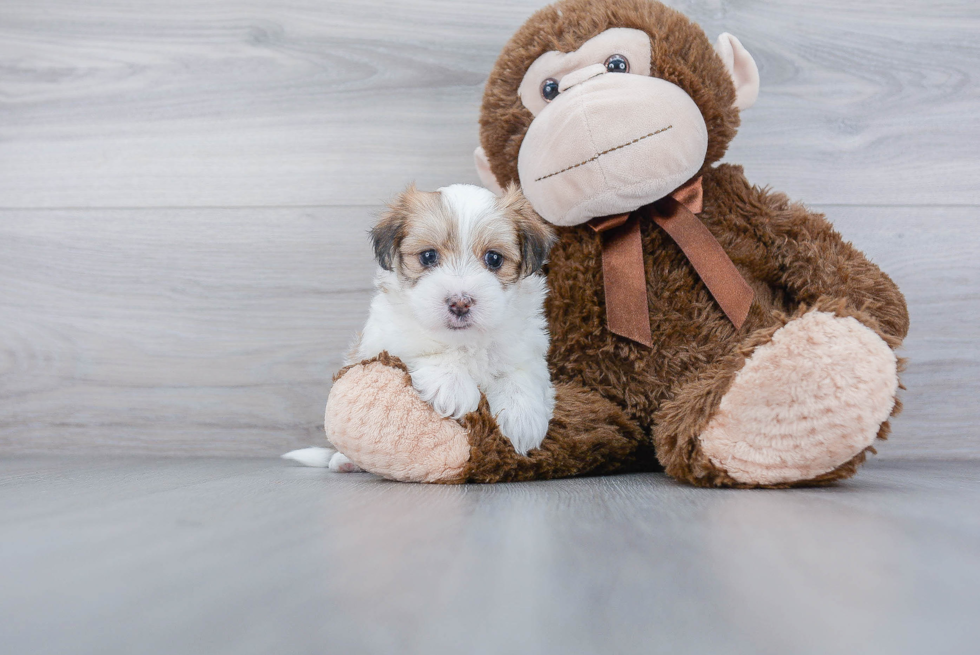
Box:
(325, 352), (647, 484)
(324, 353), (472, 483)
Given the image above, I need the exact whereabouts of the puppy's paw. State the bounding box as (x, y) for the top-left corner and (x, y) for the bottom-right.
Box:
(495, 402), (551, 456)
(328, 451), (363, 473)
(410, 365), (481, 420)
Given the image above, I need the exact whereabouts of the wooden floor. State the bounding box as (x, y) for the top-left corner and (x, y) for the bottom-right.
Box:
(2, 456), (978, 655)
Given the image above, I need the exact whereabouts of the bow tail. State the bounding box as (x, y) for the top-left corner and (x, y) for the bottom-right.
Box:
(651, 198), (754, 330)
(588, 177), (754, 348)
(594, 213), (653, 348)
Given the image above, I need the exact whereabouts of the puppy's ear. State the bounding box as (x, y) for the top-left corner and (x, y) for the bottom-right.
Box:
(371, 184), (418, 271)
(500, 183), (556, 277)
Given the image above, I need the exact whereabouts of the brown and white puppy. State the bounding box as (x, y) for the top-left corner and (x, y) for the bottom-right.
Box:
(286, 183), (556, 471)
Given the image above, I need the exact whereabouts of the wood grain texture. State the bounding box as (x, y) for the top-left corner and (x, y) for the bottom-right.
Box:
(824, 206), (980, 458)
(0, 206), (377, 455)
(2, 457), (979, 655)
(0, 0), (977, 207)
(0, 0), (977, 458)
(1, 205), (976, 457)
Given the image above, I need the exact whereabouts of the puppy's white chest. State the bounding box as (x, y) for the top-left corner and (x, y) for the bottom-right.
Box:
(441, 342), (504, 390)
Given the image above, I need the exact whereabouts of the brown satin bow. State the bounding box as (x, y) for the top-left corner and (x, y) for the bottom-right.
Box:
(588, 177), (754, 347)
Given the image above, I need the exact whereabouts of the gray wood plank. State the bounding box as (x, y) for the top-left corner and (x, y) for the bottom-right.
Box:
(822, 205), (980, 458)
(0, 0), (978, 208)
(0, 204), (976, 458)
(1, 456), (979, 655)
(0, 206), (377, 455)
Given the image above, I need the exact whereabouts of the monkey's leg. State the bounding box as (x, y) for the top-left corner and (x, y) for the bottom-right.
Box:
(653, 304), (901, 488)
(325, 353), (649, 483)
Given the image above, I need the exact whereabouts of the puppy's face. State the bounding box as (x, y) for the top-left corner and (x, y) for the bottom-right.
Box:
(372, 183), (555, 336)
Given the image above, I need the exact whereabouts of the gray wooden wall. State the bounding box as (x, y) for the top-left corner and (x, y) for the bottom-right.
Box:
(1, 0), (977, 457)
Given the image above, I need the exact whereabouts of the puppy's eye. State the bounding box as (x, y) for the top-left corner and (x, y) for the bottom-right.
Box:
(604, 54), (629, 73)
(484, 250), (503, 270)
(541, 78), (560, 102)
(419, 250), (439, 267)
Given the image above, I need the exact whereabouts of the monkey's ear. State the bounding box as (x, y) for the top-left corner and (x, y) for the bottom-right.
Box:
(371, 185), (415, 271)
(500, 183), (556, 276)
(474, 146), (505, 197)
(714, 33), (760, 111)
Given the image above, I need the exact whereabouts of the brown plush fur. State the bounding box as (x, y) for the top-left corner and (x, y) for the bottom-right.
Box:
(466, 0), (910, 486)
(455, 380), (655, 483)
(435, 162), (908, 486)
(480, 0), (739, 190)
(330, 0), (909, 487)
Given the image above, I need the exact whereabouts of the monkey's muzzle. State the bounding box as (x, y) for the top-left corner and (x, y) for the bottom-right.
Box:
(518, 73), (709, 227)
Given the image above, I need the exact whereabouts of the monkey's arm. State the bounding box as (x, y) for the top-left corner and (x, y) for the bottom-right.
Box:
(711, 165), (909, 341)
(324, 353), (651, 483)
(460, 379), (651, 483)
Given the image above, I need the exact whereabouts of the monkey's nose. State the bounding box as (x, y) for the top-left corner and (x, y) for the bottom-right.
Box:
(558, 63), (607, 93)
(447, 294), (474, 317)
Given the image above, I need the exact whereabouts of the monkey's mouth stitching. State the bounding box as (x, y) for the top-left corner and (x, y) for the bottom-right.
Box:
(534, 125), (674, 182)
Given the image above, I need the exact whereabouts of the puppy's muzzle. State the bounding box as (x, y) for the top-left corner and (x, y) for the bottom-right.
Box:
(447, 294), (474, 318)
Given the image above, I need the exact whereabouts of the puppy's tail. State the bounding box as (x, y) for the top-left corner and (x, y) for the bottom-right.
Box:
(281, 446), (336, 468)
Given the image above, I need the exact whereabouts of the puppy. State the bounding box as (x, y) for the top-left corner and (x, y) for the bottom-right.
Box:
(283, 183), (556, 472)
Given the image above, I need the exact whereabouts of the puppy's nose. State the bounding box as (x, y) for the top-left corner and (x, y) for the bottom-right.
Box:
(447, 294), (474, 317)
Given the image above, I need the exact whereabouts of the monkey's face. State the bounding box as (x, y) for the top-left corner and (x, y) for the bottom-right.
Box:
(475, 0), (760, 228)
(516, 28), (708, 226)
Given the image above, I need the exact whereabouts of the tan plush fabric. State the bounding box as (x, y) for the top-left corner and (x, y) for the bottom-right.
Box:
(474, 147), (504, 195)
(713, 33), (759, 110)
(325, 357), (470, 483)
(517, 27), (652, 116)
(517, 73), (708, 226)
(698, 311), (899, 484)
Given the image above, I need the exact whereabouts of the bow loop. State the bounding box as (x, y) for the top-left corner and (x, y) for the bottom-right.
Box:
(586, 176), (753, 347)
(589, 213), (632, 234)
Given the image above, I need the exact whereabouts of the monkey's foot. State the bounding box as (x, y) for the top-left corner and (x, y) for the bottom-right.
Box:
(324, 353), (471, 483)
(698, 311), (899, 485)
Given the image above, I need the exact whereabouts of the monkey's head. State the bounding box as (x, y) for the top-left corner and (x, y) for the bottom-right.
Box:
(475, 0), (759, 226)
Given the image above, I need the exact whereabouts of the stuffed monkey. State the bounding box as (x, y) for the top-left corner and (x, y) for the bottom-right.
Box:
(323, 0), (909, 487)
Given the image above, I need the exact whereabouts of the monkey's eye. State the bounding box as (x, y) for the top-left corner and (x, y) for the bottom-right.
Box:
(541, 78), (560, 102)
(605, 54), (629, 73)
(484, 250), (503, 270)
(419, 250), (439, 267)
